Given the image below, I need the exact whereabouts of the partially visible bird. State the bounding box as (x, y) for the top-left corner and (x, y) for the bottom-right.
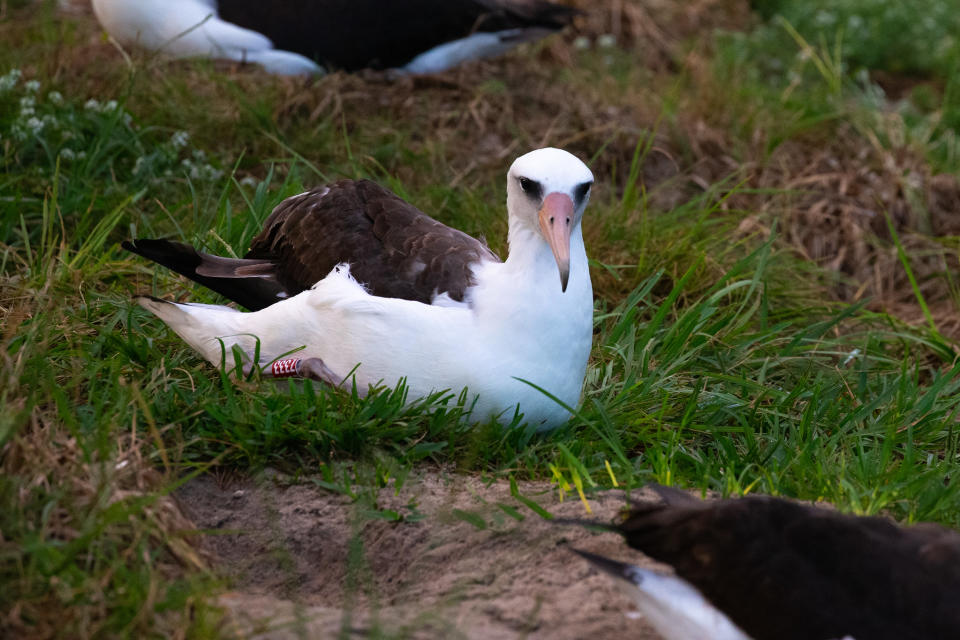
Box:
(572, 484), (960, 640)
(90, 0), (580, 75)
(125, 148), (595, 428)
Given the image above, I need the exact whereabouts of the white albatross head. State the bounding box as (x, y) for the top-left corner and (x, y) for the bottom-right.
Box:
(506, 147), (594, 292)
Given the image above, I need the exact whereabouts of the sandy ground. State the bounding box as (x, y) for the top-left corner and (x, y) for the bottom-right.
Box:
(176, 471), (670, 639)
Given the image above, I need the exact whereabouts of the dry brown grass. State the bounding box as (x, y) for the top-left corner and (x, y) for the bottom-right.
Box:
(1, 411), (212, 638)
(1, 404), (218, 638)
(0, 254), (214, 638)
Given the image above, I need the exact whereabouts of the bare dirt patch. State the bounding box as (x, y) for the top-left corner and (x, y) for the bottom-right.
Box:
(176, 471), (668, 639)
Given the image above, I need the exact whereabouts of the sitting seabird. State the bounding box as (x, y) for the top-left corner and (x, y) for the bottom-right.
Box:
(91, 0), (580, 75)
(125, 147), (595, 428)
(572, 485), (960, 640)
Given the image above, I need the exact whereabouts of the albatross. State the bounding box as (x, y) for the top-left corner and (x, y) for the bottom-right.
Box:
(571, 485), (960, 640)
(91, 0), (580, 76)
(125, 147), (595, 428)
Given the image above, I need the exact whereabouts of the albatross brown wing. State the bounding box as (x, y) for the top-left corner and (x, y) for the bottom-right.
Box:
(245, 179), (500, 305)
(124, 179), (499, 311)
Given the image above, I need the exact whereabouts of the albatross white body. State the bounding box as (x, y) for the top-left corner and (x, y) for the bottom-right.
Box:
(137, 148), (595, 428)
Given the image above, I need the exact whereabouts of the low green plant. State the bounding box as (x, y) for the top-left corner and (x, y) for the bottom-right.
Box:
(748, 0), (960, 78)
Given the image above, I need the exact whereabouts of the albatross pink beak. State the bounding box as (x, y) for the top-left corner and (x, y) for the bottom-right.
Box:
(538, 192), (574, 292)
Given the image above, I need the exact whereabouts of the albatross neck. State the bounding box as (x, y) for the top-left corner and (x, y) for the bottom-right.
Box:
(503, 223), (587, 279)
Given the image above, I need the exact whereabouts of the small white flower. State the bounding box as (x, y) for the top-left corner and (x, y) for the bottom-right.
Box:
(60, 148), (76, 160)
(25, 117), (44, 134)
(24, 79), (40, 92)
(104, 99), (118, 111)
(0, 68), (21, 92)
(19, 105), (35, 117)
(76, 150), (87, 159)
(42, 114), (58, 129)
(84, 98), (101, 111)
(170, 130), (189, 148)
(20, 96), (35, 108)
(843, 349), (861, 366)
(47, 90), (63, 105)
(239, 175), (258, 187)
(572, 36), (590, 51)
(182, 157), (222, 181)
(597, 34), (616, 49)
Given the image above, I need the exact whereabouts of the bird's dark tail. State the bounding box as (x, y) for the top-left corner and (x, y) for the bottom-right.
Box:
(569, 548), (638, 582)
(123, 238), (285, 311)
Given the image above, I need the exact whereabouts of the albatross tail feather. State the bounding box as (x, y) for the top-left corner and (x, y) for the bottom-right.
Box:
(135, 295), (251, 368)
(570, 548), (751, 640)
(124, 239), (286, 311)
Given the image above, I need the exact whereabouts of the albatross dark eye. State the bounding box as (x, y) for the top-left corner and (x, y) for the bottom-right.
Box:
(518, 177), (543, 200)
(573, 181), (592, 204)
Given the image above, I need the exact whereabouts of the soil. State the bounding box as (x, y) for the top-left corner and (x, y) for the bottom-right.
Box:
(176, 471), (670, 640)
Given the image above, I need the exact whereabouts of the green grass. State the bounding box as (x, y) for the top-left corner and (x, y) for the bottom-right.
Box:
(2, 2), (960, 638)
(723, 1), (960, 173)
(749, 0), (960, 78)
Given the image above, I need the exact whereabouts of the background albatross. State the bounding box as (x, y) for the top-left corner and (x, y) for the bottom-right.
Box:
(126, 147), (595, 428)
(91, 0), (580, 75)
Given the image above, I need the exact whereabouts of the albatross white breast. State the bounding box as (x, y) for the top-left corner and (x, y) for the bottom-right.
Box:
(125, 147), (595, 429)
(91, 0), (580, 75)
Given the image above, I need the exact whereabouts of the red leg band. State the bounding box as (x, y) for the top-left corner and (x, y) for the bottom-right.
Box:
(271, 358), (302, 378)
